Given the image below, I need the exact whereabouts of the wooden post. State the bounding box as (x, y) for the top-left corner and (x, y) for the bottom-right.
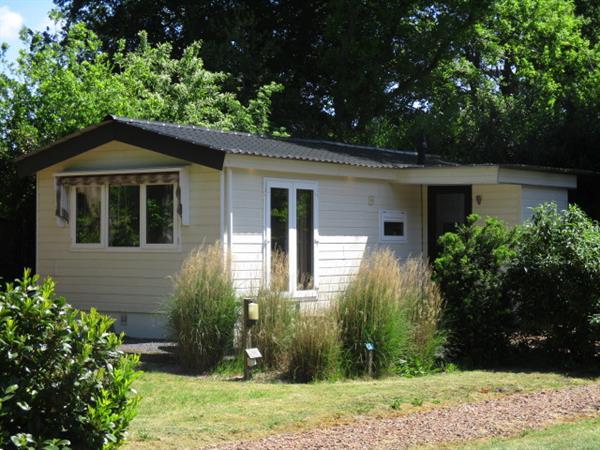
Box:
(243, 298), (252, 381)
(367, 350), (373, 378)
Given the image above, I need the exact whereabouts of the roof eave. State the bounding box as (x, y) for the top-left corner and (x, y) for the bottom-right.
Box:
(15, 119), (226, 176)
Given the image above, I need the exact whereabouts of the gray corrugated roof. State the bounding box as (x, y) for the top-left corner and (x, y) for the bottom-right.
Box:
(109, 116), (450, 169)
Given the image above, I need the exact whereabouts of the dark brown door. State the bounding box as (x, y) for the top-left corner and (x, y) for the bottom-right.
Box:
(428, 186), (472, 259)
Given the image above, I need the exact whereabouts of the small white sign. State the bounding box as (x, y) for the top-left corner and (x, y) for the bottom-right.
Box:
(245, 348), (262, 359)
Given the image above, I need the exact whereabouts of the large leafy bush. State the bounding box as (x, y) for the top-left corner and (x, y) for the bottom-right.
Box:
(506, 204), (600, 360)
(433, 215), (517, 363)
(168, 243), (238, 372)
(0, 270), (140, 449)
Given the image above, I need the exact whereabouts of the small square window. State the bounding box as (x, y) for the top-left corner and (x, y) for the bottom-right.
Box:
(380, 210), (407, 242)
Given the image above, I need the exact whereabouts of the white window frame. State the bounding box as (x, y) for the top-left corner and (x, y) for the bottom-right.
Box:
(379, 209), (407, 243)
(264, 178), (319, 298)
(69, 181), (180, 252)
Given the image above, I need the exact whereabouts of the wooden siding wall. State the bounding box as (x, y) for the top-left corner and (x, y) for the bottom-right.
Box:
(229, 168), (424, 299)
(37, 141), (221, 315)
(521, 186), (568, 221)
(472, 184), (522, 226)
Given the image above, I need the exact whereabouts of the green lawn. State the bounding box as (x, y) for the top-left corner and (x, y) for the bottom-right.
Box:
(125, 368), (596, 449)
(458, 416), (600, 449)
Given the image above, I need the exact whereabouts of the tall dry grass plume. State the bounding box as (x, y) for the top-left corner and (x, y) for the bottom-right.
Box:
(285, 306), (341, 382)
(397, 258), (445, 371)
(251, 251), (296, 369)
(168, 242), (238, 372)
(336, 248), (444, 377)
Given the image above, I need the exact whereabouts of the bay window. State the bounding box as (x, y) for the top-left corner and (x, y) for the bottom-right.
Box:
(59, 171), (181, 250)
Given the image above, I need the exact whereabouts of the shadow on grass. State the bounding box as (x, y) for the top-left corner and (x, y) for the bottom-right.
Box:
(455, 346), (600, 380)
(121, 338), (599, 381)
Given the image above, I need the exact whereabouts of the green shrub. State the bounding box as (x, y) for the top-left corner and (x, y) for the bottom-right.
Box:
(168, 243), (238, 372)
(0, 270), (140, 449)
(336, 249), (412, 377)
(506, 204), (600, 360)
(285, 310), (341, 382)
(433, 215), (517, 363)
(251, 252), (296, 370)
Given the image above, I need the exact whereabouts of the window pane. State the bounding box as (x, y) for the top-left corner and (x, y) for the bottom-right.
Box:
(109, 185), (140, 247)
(146, 184), (174, 244)
(297, 189), (314, 290)
(384, 221), (404, 236)
(270, 187), (289, 287)
(75, 186), (101, 244)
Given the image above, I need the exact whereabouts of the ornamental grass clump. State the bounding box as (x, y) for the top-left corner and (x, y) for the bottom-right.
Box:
(336, 249), (410, 377)
(336, 249), (445, 377)
(395, 258), (445, 375)
(285, 308), (341, 382)
(0, 270), (140, 449)
(168, 243), (238, 372)
(251, 251), (297, 370)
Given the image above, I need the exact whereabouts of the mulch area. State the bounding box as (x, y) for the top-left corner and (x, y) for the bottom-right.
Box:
(206, 383), (600, 450)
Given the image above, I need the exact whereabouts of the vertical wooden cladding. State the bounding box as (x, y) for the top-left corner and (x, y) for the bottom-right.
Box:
(229, 168), (424, 298)
(36, 141), (221, 314)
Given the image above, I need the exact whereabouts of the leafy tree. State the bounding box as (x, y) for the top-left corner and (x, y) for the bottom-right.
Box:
(53, 0), (494, 142)
(421, 0), (599, 167)
(0, 24), (282, 279)
(53, 0), (600, 186)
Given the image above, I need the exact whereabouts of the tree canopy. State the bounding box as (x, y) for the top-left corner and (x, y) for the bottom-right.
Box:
(53, 0), (600, 174)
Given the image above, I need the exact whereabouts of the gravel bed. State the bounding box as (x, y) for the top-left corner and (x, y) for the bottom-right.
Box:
(119, 339), (177, 356)
(206, 383), (600, 450)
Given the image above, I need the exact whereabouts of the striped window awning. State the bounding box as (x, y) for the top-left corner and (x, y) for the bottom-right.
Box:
(56, 171), (179, 186)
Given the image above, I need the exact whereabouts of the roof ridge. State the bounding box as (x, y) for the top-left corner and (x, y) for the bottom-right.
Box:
(106, 115), (439, 157)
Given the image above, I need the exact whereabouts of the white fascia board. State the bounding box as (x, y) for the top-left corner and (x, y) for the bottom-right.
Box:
(395, 166), (499, 185)
(223, 154), (399, 181)
(498, 168), (577, 189)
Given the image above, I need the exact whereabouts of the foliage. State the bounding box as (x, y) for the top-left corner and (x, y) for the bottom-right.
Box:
(285, 310), (341, 383)
(424, 0), (600, 171)
(168, 243), (238, 372)
(53, 0), (493, 144)
(0, 270), (140, 449)
(506, 204), (600, 360)
(53, 0), (600, 182)
(433, 215), (518, 363)
(0, 23), (282, 280)
(251, 251), (296, 370)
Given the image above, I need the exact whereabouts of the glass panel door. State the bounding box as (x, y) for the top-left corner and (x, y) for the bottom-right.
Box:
(270, 187), (289, 287)
(296, 189), (314, 290)
(267, 181), (317, 294)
